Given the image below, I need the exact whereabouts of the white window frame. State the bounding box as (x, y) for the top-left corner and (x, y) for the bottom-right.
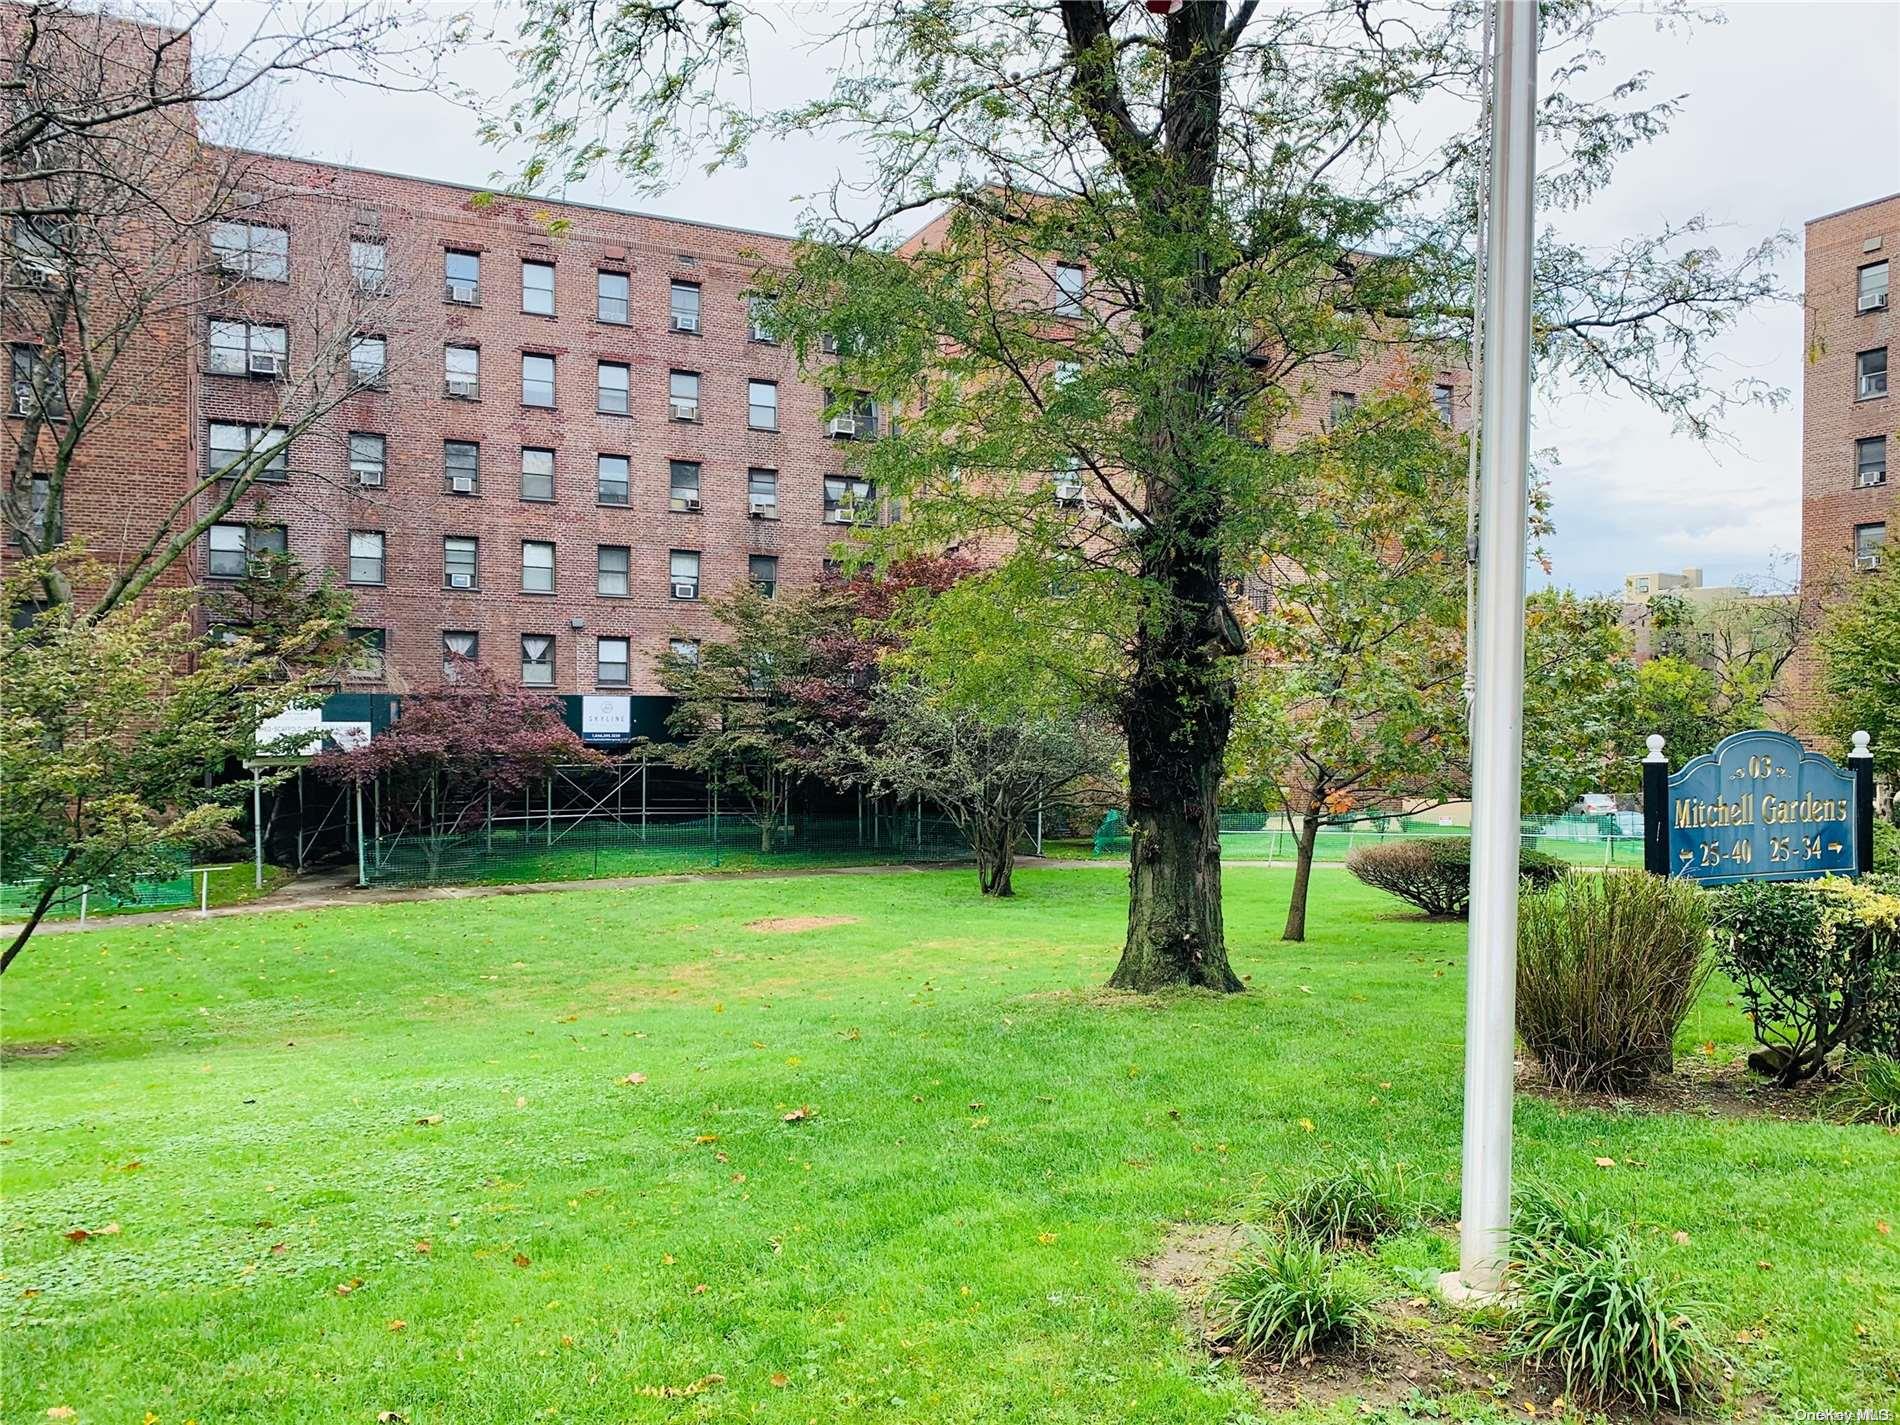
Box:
(521, 634), (554, 686)
(347, 530), (386, 585)
(596, 637), (630, 686)
(522, 259), (556, 316)
(211, 220), (289, 281)
(597, 454), (630, 506)
(748, 379), (779, 431)
(597, 544), (630, 597)
(443, 536), (479, 589)
(597, 360), (630, 415)
(520, 446), (554, 502)
(669, 370), (700, 422)
(669, 549), (701, 600)
(521, 352), (556, 408)
(669, 280), (701, 333)
(521, 539), (556, 594)
(597, 269), (630, 324)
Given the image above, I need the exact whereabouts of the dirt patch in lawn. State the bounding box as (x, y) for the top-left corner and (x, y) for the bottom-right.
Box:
(0, 1039), (78, 1062)
(744, 915), (859, 934)
(1515, 1052), (1835, 1122)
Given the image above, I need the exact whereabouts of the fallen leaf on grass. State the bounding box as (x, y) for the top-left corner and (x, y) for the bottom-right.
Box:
(1298, 1118), (1315, 1133)
(335, 1278), (363, 1296)
(1036, 1233), (1057, 1245)
(45, 1409), (76, 1420)
(415, 1115), (443, 1126)
(1593, 1157), (1616, 1168)
(386, 1319), (406, 1332)
(414, 1241), (431, 1255)
(769, 1372), (789, 1388)
(513, 1254), (531, 1269)
(63, 1228), (90, 1244)
(98, 1223), (121, 1236)
(1672, 1230), (1690, 1245)
(1878, 1221), (1891, 1236)
(782, 1105), (814, 1123)
(620, 1073), (647, 1086)
(692, 1283), (708, 1294)
(376, 1413), (409, 1423)
(634, 1374), (723, 1399)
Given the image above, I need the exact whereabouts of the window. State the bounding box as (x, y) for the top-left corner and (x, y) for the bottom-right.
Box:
(597, 544), (630, 596)
(347, 530), (386, 584)
(9, 345), (66, 417)
(1857, 522), (1887, 570)
(442, 630), (479, 678)
(748, 296), (778, 343)
(1858, 347), (1888, 399)
(669, 550), (701, 600)
(1857, 435), (1889, 488)
(207, 320), (286, 376)
(669, 460), (701, 512)
(824, 475), (873, 523)
(522, 539), (556, 593)
(1859, 261), (1890, 313)
(444, 536), (479, 589)
(348, 432), (386, 486)
(350, 238), (386, 292)
(597, 269), (630, 324)
(349, 334), (387, 386)
(445, 439), (480, 494)
(669, 370), (700, 421)
(587, 453), (626, 506)
(597, 361), (630, 415)
(347, 628), (387, 680)
(8, 474), (49, 549)
(824, 388), (878, 439)
(747, 379), (779, 431)
(210, 221), (288, 281)
(1433, 384), (1455, 423)
(444, 344), (480, 399)
(520, 446), (554, 501)
(748, 466), (779, 518)
(444, 249), (481, 304)
(749, 554), (778, 599)
(521, 352), (556, 408)
(669, 637), (700, 664)
(11, 216), (65, 282)
(1329, 391), (1357, 426)
(208, 422), (289, 479)
(596, 637), (630, 686)
(521, 634), (554, 686)
(522, 260), (555, 316)
(1052, 361), (1082, 389)
(1053, 261), (1085, 316)
(206, 523), (285, 579)
(669, 280), (701, 333)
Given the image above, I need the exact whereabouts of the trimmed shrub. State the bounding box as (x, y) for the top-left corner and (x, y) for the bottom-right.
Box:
(1345, 837), (1565, 917)
(1509, 1228), (1720, 1411)
(1209, 1234), (1374, 1363)
(1256, 1157), (1419, 1249)
(1516, 870), (1712, 1092)
(1711, 876), (1900, 1084)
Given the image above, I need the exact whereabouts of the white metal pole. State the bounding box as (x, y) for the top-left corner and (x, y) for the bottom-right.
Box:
(1448, 0), (1538, 1303)
(199, 869), (210, 916)
(252, 766), (265, 890)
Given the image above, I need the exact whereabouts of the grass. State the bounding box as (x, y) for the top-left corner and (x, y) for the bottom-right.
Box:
(0, 863), (293, 923)
(3, 867), (1896, 1421)
(1210, 1233), (1375, 1362)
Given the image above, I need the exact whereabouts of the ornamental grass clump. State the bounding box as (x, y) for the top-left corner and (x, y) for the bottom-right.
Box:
(1346, 838), (1564, 918)
(1209, 1234), (1374, 1364)
(1823, 1053), (1900, 1126)
(1256, 1157), (1421, 1249)
(1515, 870), (1713, 1092)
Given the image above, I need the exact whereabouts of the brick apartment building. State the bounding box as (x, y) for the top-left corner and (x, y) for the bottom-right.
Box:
(9, 15), (1470, 711)
(1802, 193), (1894, 590)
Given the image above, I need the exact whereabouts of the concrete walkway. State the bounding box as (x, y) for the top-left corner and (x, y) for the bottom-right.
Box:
(2, 855), (1343, 937)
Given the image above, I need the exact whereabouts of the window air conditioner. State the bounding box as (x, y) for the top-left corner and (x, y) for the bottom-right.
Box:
(445, 279), (479, 305)
(354, 467), (384, 487)
(673, 403), (699, 422)
(1053, 478), (1084, 504)
(684, 497), (701, 511)
(449, 475), (476, 494)
(1856, 553), (1882, 571)
(449, 572), (474, 589)
(247, 352), (284, 377)
(1859, 291), (1889, 313)
(671, 313), (699, 333)
(827, 415), (857, 438)
(446, 377), (479, 399)
(1857, 470), (1887, 488)
(825, 507), (855, 524)
(672, 581), (698, 599)
(749, 498), (778, 518)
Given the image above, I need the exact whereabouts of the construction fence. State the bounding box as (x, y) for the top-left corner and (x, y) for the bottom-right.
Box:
(1088, 811), (1645, 867)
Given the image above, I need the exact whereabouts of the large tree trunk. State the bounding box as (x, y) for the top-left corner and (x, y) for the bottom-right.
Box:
(1108, 643), (1243, 992)
(973, 817), (1017, 897)
(1281, 809), (1323, 942)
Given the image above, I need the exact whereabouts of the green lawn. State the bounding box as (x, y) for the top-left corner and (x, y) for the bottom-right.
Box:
(2, 868), (1893, 1421)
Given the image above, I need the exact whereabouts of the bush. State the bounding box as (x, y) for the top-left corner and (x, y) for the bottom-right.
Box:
(1256, 1158), (1419, 1249)
(1345, 837), (1565, 917)
(1209, 1234), (1374, 1363)
(1512, 1180), (1620, 1255)
(1515, 870), (1712, 1092)
(1875, 819), (1899, 875)
(1509, 1228), (1720, 1411)
(1823, 1053), (1900, 1126)
(1711, 876), (1900, 1084)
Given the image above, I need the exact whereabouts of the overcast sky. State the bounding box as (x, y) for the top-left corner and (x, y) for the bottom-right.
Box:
(249, 1), (1900, 598)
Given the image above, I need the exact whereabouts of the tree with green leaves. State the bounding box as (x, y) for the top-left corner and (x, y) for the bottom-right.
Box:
(1814, 560), (1900, 813)
(0, 552), (350, 972)
(496, 0), (1785, 990)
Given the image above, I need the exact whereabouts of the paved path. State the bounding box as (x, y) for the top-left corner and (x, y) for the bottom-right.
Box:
(2, 856), (1343, 937)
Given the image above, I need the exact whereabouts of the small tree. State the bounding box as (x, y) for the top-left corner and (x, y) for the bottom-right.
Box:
(0, 552), (347, 972)
(314, 666), (600, 872)
(825, 684), (1117, 897)
(1814, 559), (1900, 816)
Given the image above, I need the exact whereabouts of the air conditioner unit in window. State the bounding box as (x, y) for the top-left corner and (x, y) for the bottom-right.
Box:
(11, 391), (42, 418)
(354, 467), (384, 487)
(449, 572), (474, 589)
(827, 415), (858, 439)
(15, 261), (59, 288)
(449, 475), (476, 494)
(684, 497), (701, 512)
(670, 313), (699, 333)
(445, 279), (479, 305)
(671, 581), (698, 599)
(1053, 478), (1085, 505)
(1859, 291), (1889, 313)
(1858, 470), (1888, 488)
(446, 377), (479, 400)
(825, 507), (855, 524)
(247, 352), (284, 377)
(673, 403), (699, 422)
(1857, 553), (1883, 571)
(748, 498), (778, 518)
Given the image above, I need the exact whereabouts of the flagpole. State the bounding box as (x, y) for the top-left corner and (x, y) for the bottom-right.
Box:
(1445, 0), (1538, 1302)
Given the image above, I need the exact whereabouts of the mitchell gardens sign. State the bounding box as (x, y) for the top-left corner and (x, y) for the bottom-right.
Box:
(1643, 729), (1876, 885)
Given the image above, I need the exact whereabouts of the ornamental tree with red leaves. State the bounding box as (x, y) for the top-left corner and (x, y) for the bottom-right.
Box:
(315, 661), (602, 840)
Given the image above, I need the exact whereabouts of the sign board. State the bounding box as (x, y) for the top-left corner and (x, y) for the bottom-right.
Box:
(1657, 729), (1860, 885)
(580, 695), (634, 746)
(254, 706), (371, 758)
